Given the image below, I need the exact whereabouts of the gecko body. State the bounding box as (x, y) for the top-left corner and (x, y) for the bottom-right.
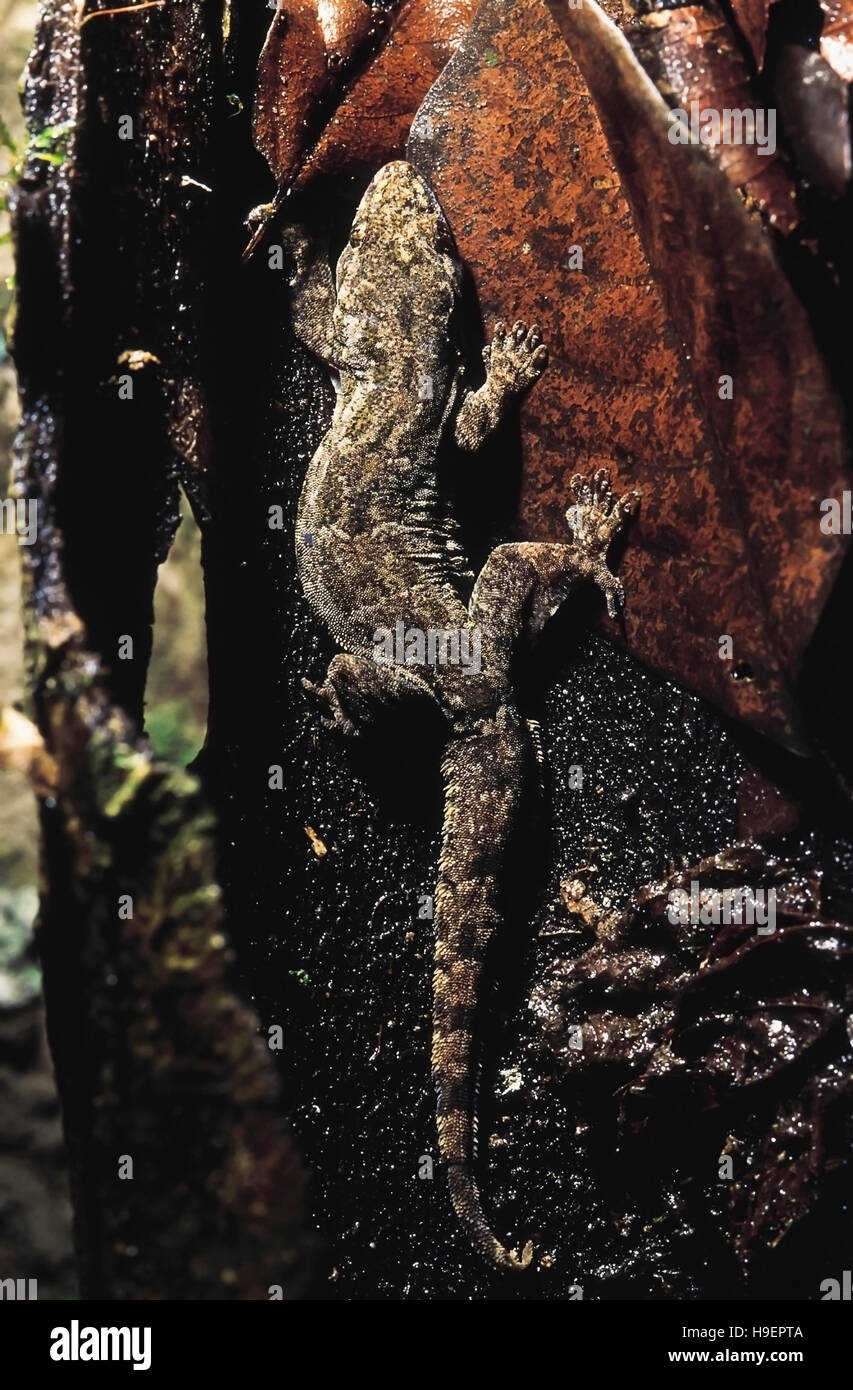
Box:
(281, 161), (637, 1270)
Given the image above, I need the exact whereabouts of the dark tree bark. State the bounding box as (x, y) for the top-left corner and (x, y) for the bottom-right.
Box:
(10, 0), (853, 1301)
(11, 0), (307, 1299)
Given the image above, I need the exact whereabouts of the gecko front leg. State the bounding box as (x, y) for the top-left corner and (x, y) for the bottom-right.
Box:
(250, 213), (341, 367)
(303, 653), (437, 737)
(454, 320), (547, 450)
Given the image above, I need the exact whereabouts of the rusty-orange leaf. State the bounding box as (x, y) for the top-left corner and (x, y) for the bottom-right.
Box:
(410, 0), (848, 748)
(253, 0), (478, 196)
(728, 0), (778, 69)
(820, 0), (853, 82)
(627, 3), (797, 232)
(253, 0), (386, 187)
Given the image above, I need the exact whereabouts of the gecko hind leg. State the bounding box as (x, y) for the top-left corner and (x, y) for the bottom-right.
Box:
(565, 468), (641, 618)
(469, 470), (639, 658)
(302, 653), (436, 737)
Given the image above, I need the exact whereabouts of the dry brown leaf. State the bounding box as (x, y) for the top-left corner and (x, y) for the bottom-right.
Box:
(410, 0), (847, 747)
(628, 3), (797, 231)
(820, 0), (853, 82)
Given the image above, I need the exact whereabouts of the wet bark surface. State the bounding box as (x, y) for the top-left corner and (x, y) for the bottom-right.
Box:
(11, 0), (308, 1299)
(8, 0), (853, 1299)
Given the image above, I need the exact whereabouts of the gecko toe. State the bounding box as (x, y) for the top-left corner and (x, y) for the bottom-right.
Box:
(619, 488), (642, 517)
(506, 1240), (534, 1271)
(606, 580), (625, 618)
(570, 473), (590, 505)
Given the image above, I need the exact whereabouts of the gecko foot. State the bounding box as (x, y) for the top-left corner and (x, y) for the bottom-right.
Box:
(301, 675), (358, 738)
(302, 653), (435, 738)
(245, 207), (316, 283)
(566, 469), (640, 618)
(483, 319), (548, 396)
(244, 202), (276, 231)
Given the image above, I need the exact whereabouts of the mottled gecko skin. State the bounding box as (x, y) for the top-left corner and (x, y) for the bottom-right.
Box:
(278, 161), (638, 1271)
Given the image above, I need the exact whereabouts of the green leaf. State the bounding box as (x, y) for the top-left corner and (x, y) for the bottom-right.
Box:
(34, 121), (75, 146)
(0, 112), (17, 154)
(27, 120), (75, 168)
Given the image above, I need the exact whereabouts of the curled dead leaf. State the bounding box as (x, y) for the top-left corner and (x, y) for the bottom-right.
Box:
(304, 824), (328, 857)
(820, 0), (853, 83)
(0, 705), (59, 796)
(728, 0), (779, 70)
(627, 3), (797, 231)
(253, 0), (385, 187)
(411, 0), (847, 747)
(253, 0), (478, 203)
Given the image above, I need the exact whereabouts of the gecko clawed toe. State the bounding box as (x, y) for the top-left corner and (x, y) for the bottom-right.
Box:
(456, 315), (547, 451)
(283, 159), (637, 1272)
(301, 674), (357, 737)
(566, 471), (640, 617)
(484, 319), (548, 393)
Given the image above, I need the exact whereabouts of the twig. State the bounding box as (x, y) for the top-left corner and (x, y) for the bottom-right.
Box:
(78, 1), (165, 29)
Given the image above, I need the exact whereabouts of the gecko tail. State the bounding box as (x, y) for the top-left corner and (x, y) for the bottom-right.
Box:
(434, 704), (533, 1272)
(447, 1164), (533, 1271)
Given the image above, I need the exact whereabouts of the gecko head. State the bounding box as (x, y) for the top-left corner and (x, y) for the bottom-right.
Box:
(353, 161), (451, 249)
(335, 161), (461, 373)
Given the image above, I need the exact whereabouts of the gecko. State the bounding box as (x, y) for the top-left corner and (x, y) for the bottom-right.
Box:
(272, 160), (638, 1271)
